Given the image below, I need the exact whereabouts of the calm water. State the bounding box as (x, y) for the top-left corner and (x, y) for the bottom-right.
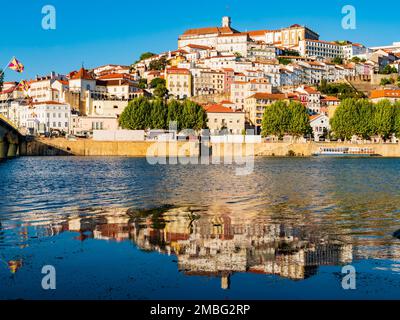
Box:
(1, 156), (400, 300)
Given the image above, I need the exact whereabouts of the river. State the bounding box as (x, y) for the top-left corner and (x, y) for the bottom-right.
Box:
(0, 156), (400, 299)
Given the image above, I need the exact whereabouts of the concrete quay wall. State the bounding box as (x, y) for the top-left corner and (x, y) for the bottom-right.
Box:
(23, 138), (400, 158)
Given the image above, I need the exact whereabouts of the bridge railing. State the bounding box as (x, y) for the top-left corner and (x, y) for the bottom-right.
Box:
(0, 114), (22, 134)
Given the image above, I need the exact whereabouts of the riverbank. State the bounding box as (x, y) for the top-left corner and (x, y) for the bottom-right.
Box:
(20, 137), (400, 158)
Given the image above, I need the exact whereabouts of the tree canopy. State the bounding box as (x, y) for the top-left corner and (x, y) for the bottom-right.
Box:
(119, 97), (208, 131)
(150, 77), (166, 89)
(149, 56), (167, 71)
(318, 79), (365, 99)
(261, 100), (312, 138)
(0, 70), (3, 92)
(331, 98), (400, 140)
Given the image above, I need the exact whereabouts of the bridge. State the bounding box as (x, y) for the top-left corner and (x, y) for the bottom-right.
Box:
(0, 114), (24, 161)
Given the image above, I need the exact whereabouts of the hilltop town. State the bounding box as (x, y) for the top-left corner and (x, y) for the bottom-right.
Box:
(1, 16), (400, 142)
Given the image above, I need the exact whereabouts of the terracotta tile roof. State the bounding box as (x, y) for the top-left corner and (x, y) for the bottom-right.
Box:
(32, 101), (67, 105)
(70, 68), (94, 80)
(184, 44), (213, 50)
(248, 93), (287, 100)
(181, 26), (239, 37)
(321, 96), (339, 101)
(57, 80), (69, 86)
(98, 73), (133, 80)
(247, 30), (270, 37)
(309, 114), (323, 121)
(303, 86), (319, 94)
(218, 32), (249, 38)
(204, 104), (240, 113)
(166, 67), (191, 75)
(370, 89), (400, 99)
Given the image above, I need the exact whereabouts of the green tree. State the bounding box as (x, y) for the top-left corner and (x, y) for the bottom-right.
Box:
(332, 57), (343, 65)
(150, 77), (166, 88)
(330, 98), (360, 140)
(394, 101), (400, 137)
(138, 78), (147, 89)
(380, 78), (394, 86)
(380, 65), (397, 75)
(150, 99), (167, 129)
(119, 97), (207, 131)
(119, 96), (151, 130)
(278, 57), (291, 65)
(261, 101), (290, 138)
(180, 100), (207, 131)
(261, 101), (311, 139)
(167, 100), (182, 129)
(355, 99), (374, 139)
(153, 84), (169, 99)
(0, 70), (3, 92)
(373, 99), (395, 139)
(287, 101), (312, 137)
(140, 52), (156, 61)
(149, 56), (167, 71)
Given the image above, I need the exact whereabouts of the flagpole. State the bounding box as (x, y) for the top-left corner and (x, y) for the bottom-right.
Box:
(0, 56), (15, 77)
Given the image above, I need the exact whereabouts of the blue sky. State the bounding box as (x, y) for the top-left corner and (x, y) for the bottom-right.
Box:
(1, 0), (399, 81)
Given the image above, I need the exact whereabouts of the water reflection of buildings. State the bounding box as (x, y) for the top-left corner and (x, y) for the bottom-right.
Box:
(127, 208), (353, 288)
(10, 206), (400, 289)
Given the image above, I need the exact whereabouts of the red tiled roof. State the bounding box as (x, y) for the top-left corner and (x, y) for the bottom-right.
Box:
(204, 104), (239, 113)
(166, 67), (191, 75)
(98, 73), (133, 80)
(184, 44), (213, 50)
(70, 68), (94, 80)
(32, 101), (67, 105)
(181, 26), (238, 37)
(248, 93), (287, 100)
(370, 89), (400, 99)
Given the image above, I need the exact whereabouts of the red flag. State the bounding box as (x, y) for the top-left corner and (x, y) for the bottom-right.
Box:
(8, 58), (24, 73)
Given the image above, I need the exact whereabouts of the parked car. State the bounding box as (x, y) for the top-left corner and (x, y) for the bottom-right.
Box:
(66, 134), (77, 141)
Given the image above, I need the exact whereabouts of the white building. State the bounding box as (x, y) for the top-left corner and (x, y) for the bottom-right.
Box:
(310, 114), (330, 141)
(18, 101), (71, 134)
(370, 42), (400, 54)
(342, 43), (369, 60)
(299, 40), (343, 60)
(178, 16), (239, 49)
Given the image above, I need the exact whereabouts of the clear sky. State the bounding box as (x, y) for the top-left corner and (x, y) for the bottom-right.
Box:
(1, 0), (399, 81)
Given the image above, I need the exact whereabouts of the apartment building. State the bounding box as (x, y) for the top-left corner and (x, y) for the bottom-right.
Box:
(230, 78), (273, 110)
(165, 67), (192, 99)
(17, 101), (71, 134)
(299, 39), (343, 60)
(193, 69), (225, 96)
(204, 104), (245, 135)
(244, 93), (288, 132)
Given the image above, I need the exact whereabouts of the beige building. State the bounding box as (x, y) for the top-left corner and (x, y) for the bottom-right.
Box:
(165, 67), (192, 99)
(178, 16), (239, 48)
(71, 115), (119, 134)
(248, 24), (319, 48)
(193, 69), (225, 96)
(204, 104), (245, 135)
(245, 93), (288, 132)
(231, 78), (273, 110)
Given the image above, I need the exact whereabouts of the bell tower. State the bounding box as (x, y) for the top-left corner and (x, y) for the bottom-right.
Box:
(222, 16), (231, 28)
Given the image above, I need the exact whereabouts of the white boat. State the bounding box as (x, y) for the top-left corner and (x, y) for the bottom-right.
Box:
(313, 147), (380, 157)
